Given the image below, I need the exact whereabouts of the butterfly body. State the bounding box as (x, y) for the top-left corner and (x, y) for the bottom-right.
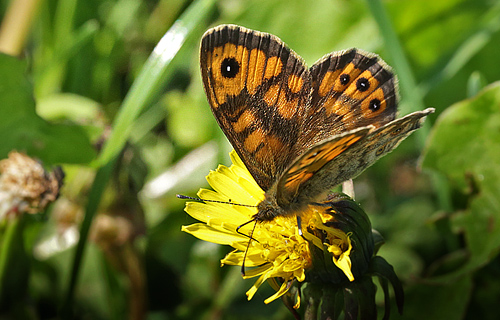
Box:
(200, 25), (434, 223)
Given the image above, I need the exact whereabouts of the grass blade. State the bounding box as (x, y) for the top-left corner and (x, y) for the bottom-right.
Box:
(98, 0), (217, 165)
(61, 0), (217, 316)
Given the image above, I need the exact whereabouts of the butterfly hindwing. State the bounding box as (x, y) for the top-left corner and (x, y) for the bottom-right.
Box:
(296, 49), (398, 151)
(277, 108), (434, 207)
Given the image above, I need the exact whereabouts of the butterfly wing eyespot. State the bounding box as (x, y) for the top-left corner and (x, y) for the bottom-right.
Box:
(375, 146), (385, 156)
(221, 57), (240, 78)
(339, 73), (350, 85)
(356, 77), (370, 92)
(368, 98), (381, 111)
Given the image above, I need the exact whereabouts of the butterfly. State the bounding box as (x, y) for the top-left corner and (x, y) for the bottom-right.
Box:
(199, 24), (434, 223)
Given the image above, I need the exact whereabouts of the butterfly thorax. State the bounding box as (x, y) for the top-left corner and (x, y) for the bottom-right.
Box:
(254, 193), (281, 221)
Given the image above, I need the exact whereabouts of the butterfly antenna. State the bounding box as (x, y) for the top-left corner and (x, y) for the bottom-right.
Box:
(176, 194), (257, 208)
(240, 219), (258, 276)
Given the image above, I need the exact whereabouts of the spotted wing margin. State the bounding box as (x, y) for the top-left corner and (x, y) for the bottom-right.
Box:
(200, 24), (312, 190)
(277, 108), (434, 207)
(296, 49), (399, 151)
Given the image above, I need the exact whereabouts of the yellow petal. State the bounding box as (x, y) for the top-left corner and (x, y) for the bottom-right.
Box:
(185, 200), (250, 225)
(246, 273), (267, 300)
(207, 168), (260, 205)
(293, 291), (301, 309)
(264, 281), (291, 304)
(221, 251), (268, 267)
(334, 254), (354, 281)
(181, 224), (246, 245)
(241, 263), (273, 278)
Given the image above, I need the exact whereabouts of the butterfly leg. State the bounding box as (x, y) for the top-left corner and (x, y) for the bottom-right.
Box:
(238, 219), (259, 276)
(342, 179), (355, 199)
(236, 218), (260, 242)
(296, 216), (305, 238)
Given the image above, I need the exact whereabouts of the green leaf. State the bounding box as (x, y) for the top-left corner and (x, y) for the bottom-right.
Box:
(421, 82), (500, 278)
(0, 54), (95, 165)
(369, 256), (404, 315)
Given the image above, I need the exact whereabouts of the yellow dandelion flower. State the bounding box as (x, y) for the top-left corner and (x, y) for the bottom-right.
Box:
(181, 151), (354, 304)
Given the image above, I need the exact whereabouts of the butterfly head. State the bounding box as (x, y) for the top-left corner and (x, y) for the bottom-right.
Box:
(254, 192), (307, 222)
(255, 195), (283, 221)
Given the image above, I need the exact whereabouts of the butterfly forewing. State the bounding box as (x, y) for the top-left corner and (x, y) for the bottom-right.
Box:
(200, 25), (312, 190)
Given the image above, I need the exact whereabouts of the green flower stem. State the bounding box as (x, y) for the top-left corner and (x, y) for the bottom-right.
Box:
(0, 214), (30, 310)
(303, 283), (323, 320)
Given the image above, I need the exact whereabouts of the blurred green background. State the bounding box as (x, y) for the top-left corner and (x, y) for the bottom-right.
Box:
(0, 0), (499, 319)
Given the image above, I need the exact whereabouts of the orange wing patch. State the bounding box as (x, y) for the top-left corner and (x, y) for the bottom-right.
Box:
(318, 69), (344, 97)
(254, 135), (285, 161)
(244, 127), (267, 153)
(288, 74), (304, 94)
(264, 56), (283, 79)
(233, 108), (255, 133)
(247, 48), (268, 94)
(263, 83), (281, 107)
(322, 96), (352, 117)
(283, 134), (364, 192)
(277, 96), (299, 119)
(263, 83), (299, 120)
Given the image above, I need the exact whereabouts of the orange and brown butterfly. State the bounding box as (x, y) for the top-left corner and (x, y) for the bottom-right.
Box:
(199, 24), (434, 223)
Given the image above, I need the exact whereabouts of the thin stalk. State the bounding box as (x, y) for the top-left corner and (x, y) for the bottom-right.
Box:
(0, 214), (30, 310)
(0, 0), (42, 56)
(60, 158), (117, 318)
